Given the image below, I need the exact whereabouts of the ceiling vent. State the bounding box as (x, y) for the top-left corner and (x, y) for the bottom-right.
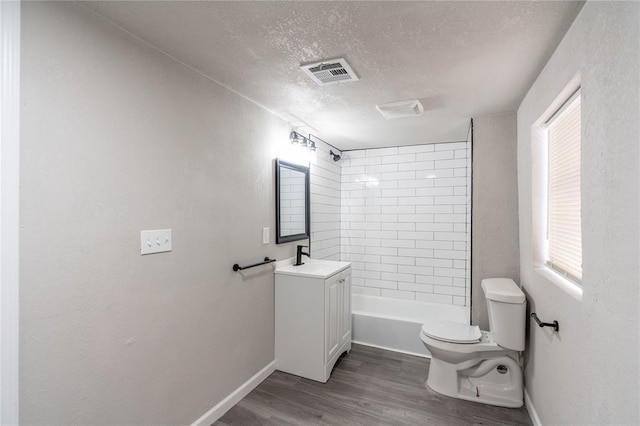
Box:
(376, 99), (424, 120)
(300, 58), (359, 86)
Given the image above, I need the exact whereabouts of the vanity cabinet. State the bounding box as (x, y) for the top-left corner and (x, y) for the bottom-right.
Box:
(275, 262), (351, 383)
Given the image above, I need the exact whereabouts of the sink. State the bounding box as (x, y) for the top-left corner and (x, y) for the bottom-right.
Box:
(275, 258), (351, 279)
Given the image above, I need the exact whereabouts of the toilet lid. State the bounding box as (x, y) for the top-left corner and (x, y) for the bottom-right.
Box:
(421, 321), (481, 344)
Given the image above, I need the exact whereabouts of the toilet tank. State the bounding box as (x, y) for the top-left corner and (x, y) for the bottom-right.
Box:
(482, 278), (526, 351)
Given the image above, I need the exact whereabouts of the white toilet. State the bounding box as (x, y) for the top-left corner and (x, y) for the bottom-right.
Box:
(420, 278), (526, 408)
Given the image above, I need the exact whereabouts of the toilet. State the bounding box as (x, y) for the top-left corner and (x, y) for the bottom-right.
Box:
(420, 278), (526, 408)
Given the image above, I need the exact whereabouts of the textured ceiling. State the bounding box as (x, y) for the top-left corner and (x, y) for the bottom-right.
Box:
(82, 1), (583, 150)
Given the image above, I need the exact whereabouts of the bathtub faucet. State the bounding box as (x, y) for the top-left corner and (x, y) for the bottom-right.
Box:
(295, 245), (309, 266)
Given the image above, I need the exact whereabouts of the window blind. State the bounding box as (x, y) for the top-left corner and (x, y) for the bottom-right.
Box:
(547, 91), (582, 283)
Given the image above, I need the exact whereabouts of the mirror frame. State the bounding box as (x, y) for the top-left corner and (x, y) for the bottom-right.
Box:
(275, 159), (310, 244)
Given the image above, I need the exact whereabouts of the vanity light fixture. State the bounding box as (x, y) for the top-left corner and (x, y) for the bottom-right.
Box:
(289, 130), (316, 151)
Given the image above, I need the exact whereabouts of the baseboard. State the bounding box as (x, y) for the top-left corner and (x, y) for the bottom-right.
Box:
(191, 360), (276, 425)
(524, 388), (542, 426)
(351, 340), (431, 359)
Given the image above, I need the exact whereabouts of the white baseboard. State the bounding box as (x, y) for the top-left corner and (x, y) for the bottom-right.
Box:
(524, 388), (542, 426)
(191, 360), (276, 425)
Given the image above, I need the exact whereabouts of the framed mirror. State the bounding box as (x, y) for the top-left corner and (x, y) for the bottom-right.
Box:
(275, 159), (310, 244)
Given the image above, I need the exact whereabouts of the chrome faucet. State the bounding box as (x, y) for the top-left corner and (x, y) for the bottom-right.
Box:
(295, 245), (309, 266)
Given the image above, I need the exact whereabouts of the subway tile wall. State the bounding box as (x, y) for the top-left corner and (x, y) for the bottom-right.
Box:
(340, 142), (472, 306)
(309, 140), (342, 260)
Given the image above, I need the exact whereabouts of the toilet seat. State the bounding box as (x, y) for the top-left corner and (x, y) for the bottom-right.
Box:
(421, 321), (481, 344)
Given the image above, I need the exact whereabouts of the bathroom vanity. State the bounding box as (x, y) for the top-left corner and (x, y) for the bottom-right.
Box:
(274, 259), (352, 383)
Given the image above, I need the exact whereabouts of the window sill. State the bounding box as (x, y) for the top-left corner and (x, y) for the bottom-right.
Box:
(534, 267), (583, 302)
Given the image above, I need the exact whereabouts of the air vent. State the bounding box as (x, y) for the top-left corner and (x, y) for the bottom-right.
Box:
(376, 99), (424, 120)
(301, 58), (359, 86)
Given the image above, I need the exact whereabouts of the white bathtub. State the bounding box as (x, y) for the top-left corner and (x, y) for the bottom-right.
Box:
(351, 294), (470, 358)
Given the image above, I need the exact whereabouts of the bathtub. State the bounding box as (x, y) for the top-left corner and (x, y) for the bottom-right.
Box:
(351, 294), (469, 358)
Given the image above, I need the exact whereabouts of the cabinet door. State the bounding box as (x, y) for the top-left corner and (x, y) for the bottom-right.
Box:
(340, 270), (351, 343)
(325, 274), (341, 362)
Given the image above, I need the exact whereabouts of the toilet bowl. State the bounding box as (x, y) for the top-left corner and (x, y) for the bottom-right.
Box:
(420, 278), (526, 408)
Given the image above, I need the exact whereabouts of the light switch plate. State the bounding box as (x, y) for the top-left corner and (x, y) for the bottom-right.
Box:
(262, 227), (270, 244)
(141, 229), (172, 255)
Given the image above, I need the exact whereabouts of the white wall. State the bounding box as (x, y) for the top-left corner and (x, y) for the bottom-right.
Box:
(340, 143), (471, 305)
(471, 113), (519, 329)
(517, 2), (639, 424)
(20, 2), (302, 423)
(310, 141), (342, 260)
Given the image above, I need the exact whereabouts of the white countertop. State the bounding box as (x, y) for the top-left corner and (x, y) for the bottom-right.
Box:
(275, 258), (351, 279)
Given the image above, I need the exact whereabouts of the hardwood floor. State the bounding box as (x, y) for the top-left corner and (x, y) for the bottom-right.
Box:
(215, 344), (532, 425)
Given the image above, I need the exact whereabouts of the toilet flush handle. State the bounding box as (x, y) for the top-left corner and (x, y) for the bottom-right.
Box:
(531, 313), (559, 332)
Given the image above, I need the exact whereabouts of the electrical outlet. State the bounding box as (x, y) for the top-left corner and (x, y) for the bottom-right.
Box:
(141, 229), (172, 255)
(263, 227), (270, 244)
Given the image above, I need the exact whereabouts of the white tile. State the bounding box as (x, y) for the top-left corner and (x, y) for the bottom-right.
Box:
(351, 286), (381, 296)
(381, 205), (416, 214)
(434, 196), (467, 205)
(415, 275), (453, 285)
(381, 222), (415, 231)
(416, 151), (454, 161)
(434, 177), (467, 187)
(382, 188), (414, 198)
(397, 248), (434, 258)
(366, 230), (398, 239)
(434, 214), (467, 223)
(381, 272), (415, 283)
(455, 149), (468, 159)
(398, 214), (433, 223)
(398, 161), (435, 171)
(398, 144), (434, 154)
(366, 197), (398, 206)
(365, 214), (398, 223)
(363, 270), (382, 280)
(416, 293), (453, 304)
(417, 169), (454, 179)
(398, 282), (434, 293)
(397, 231), (434, 240)
(364, 279), (398, 290)
(381, 239), (416, 248)
(435, 142), (467, 151)
(434, 250), (467, 260)
(398, 197), (434, 206)
(349, 254), (381, 263)
(380, 153), (416, 164)
(366, 147), (399, 157)
(381, 256), (415, 265)
(434, 285), (465, 297)
(365, 246), (398, 256)
(435, 159), (467, 169)
(366, 164), (398, 173)
(381, 171), (416, 181)
(416, 240), (454, 250)
(415, 223), (454, 232)
(434, 267), (466, 278)
(415, 187), (453, 196)
(415, 258), (453, 268)
(416, 205), (453, 214)
(398, 179), (435, 188)
(398, 265), (434, 275)
(453, 296), (466, 306)
(365, 263), (398, 273)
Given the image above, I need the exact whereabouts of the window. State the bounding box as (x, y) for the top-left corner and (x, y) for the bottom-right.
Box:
(545, 90), (582, 283)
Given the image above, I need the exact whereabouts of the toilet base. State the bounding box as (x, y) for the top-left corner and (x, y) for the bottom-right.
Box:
(426, 356), (523, 408)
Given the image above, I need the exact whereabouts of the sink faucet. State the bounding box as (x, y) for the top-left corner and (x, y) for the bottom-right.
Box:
(295, 245), (309, 266)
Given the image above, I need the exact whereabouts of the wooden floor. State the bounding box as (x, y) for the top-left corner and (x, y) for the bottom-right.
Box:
(216, 344), (532, 425)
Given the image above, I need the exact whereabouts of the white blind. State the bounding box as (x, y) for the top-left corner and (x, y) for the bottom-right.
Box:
(547, 91), (582, 283)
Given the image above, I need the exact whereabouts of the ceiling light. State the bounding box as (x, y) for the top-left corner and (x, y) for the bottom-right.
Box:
(376, 99), (424, 120)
